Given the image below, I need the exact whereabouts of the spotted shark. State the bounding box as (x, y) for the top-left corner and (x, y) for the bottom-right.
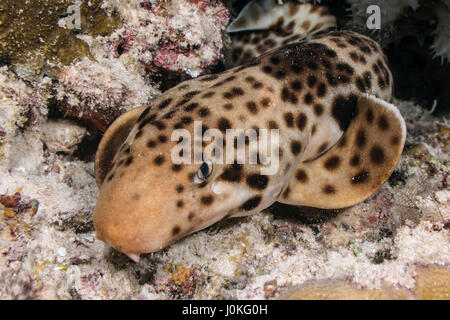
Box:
(93, 0), (406, 262)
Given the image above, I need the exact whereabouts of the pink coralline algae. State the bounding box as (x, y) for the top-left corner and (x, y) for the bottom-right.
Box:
(108, 0), (230, 76)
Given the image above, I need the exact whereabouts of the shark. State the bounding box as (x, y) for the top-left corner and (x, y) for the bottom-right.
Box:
(93, 0), (406, 262)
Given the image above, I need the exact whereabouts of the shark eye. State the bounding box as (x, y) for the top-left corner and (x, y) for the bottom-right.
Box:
(194, 159), (214, 183)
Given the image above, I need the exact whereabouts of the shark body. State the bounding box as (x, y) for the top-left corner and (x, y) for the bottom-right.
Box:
(93, 1), (406, 262)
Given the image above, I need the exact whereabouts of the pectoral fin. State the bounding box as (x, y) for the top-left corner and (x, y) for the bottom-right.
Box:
(279, 94), (406, 209)
(95, 106), (147, 186)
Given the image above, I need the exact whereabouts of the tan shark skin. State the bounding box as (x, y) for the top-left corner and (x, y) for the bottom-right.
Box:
(93, 2), (406, 261)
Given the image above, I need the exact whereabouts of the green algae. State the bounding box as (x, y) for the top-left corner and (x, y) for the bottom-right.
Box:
(0, 0), (122, 78)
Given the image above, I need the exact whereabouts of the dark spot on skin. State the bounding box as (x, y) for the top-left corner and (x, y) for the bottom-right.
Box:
(125, 157), (133, 166)
(202, 92), (216, 98)
(356, 78), (366, 92)
(188, 212), (195, 221)
(378, 115), (389, 130)
(158, 135), (167, 143)
(350, 155), (360, 166)
(174, 122), (184, 129)
(201, 195), (214, 206)
(281, 87), (290, 102)
(158, 98), (172, 110)
(332, 94), (358, 131)
(391, 136), (400, 145)
(184, 103), (199, 112)
(176, 200), (184, 208)
(284, 112), (294, 127)
(317, 83), (326, 97)
(307, 76), (317, 88)
(314, 104), (324, 116)
(307, 61), (318, 70)
(324, 156), (340, 170)
(107, 173), (114, 182)
(218, 118), (232, 133)
(323, 185), (336, 194)
(263, 65), (272, 74)
(356, 129), (366, 148)
(270, 56), (280, 65)
(253, 82), (263, 89)
(373, 63), (380, 74)
(241, 196), (262, 211)
(172, 226), (181, 236)
(290, 140), (302, 155)
(224, 103), (233, 110)
(181, 116), (193, 125)
(352, 171), (369, 184)
(321, 59), (332, 70)
(275, 70), (286, 79)
(304, 93), (313, 105)
(296, 113), (307, 131)
(224, 87), (245, 99)
(324, 49), (337, 58)
(172, 164), (183, 172)
(176, 185), (184, 193)
(326, 72), (337, 86)
(360, 46), (371, 54)
(147, 140), (157, 148)
(349, 52), (358, 62)
(311, 124), (317, 136)
(363, 71), (372, 89)
(378, 77), (386, 89)
(184, 91), (201, 99)
(198, 107), (210, 117)
(336, 63), (354, 75)
(370, 145), (385, 164)
(163, 111), (176, 119)
(260, 97), (271, 108)
(135, 130), (143, 139)
(153, 120), (166, 130)
(291, 80), (302, 91)
(337, 75), (350, 84)
(296, 169), (308, 183)
(246, 101), (258, 114)
(291, 64), (303, 74)
(246, 174), (269, 190)
(153, 155), (165, 166)
(268, 120), (279, 129)
(220, 164), (242, 183)
(137, 107), (151, 122)
(176, 98), (191, 108)
(245, 76), (255, 83)
(224, 76), (236, 83)
(138, 114), (156, 130)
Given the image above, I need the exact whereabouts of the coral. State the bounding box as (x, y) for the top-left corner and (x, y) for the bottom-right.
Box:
(0, 67), (51, 161)
(55, 57), (158, 131)
(0, 0), (122, 80)
(53, 0), (229, 130)
(39, 120), (88, 154)
(99, 0), (230, 77)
